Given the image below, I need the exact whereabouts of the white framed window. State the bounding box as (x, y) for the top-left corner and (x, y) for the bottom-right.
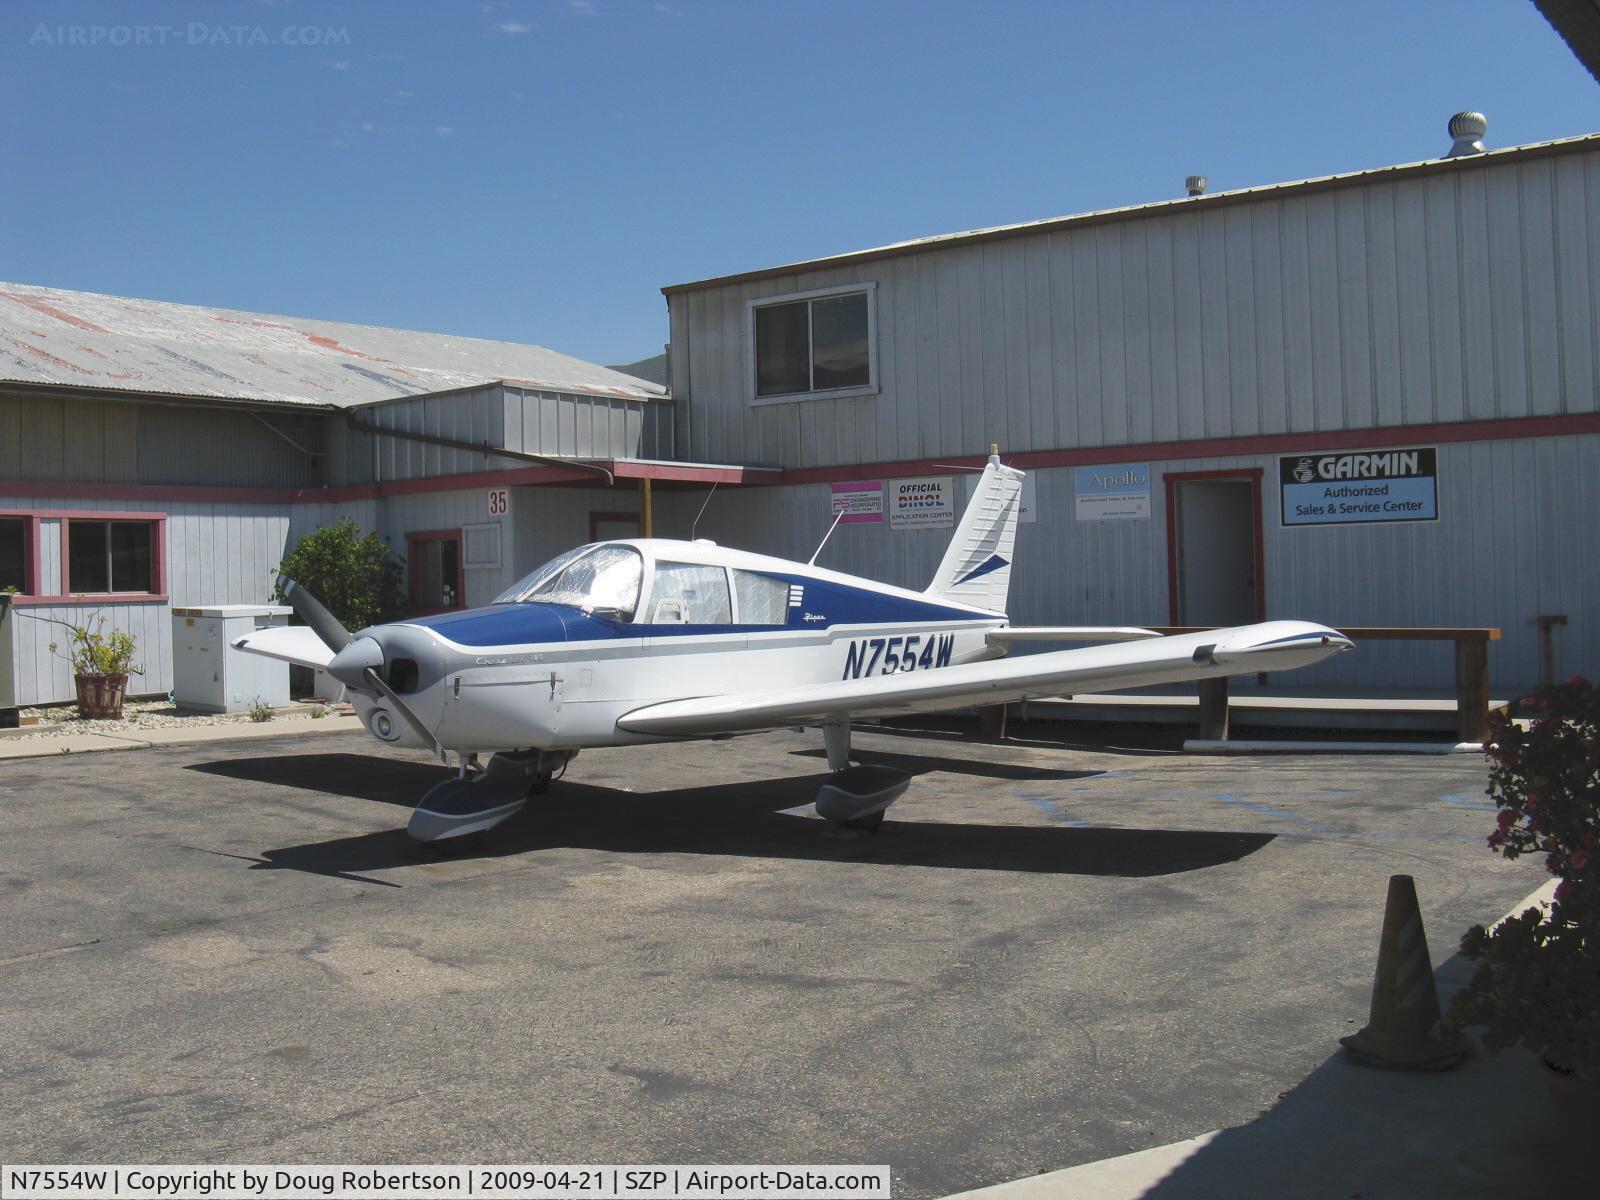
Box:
(462, 522), (502, 570)
(747, 282), (876, 404)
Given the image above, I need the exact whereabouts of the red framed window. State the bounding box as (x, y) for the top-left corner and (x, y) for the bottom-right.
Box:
(2, 510), (167, 604)
(0, 513), (36, 595)
(407, 529), (465, 614)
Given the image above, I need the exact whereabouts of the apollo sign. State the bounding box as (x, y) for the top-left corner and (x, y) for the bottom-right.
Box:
(1280, 447), (1438, 525)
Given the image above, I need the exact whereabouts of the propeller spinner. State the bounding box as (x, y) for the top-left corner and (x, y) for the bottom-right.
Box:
(279, 577), (447, 764)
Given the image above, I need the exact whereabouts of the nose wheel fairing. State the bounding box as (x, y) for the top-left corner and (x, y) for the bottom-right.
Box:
(406, 750), (576, 844)
(408, 777), (531, 844)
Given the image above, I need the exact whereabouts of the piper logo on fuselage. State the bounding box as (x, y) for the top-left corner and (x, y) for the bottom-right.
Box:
(842, 633), (955, 679)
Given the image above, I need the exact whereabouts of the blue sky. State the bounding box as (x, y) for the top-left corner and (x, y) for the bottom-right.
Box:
(2, 0), (1596, 366)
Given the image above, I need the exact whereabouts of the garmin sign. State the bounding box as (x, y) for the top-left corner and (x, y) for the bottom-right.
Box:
(1280, 447), (1438, 526)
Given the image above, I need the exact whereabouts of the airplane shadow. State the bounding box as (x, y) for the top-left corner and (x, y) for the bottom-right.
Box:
(188, 754), (1274, 884)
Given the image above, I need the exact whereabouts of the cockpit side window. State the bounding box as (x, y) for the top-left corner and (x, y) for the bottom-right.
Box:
(649, 562), (732, 625)
(732, 570), (789, 625)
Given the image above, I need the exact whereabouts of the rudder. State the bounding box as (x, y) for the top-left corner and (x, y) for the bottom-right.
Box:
(925, 452), (1024, 613)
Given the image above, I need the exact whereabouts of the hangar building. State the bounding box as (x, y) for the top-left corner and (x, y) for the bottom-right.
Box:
(4, 121), (1595, 710)
(660, 122), (1600, 694)
(0, 286), (763, 707)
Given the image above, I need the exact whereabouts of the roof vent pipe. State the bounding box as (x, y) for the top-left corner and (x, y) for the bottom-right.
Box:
(1445, 111), (1487, 157)
(1185, 175), (1207, 196)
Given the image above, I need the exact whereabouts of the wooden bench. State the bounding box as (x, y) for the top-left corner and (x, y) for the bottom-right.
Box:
(1146, 626), (1503, 743)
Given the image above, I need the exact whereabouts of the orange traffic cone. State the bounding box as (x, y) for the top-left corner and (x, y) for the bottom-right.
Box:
(1340, 874), (1466, 1070)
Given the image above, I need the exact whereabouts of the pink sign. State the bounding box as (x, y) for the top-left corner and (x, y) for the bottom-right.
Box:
(830, 480), (884, 524)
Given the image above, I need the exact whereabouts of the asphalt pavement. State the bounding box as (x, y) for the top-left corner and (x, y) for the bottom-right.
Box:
(0, 722), (1561, 1197)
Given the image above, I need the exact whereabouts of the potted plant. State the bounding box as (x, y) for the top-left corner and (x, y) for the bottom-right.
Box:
(48, 609), (143, 719)
(1448, 676), (1599, 1152)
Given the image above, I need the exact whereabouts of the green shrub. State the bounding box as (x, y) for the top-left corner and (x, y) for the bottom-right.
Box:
(247, 697), (275, 723)
(48, 610), (143, 677)
(273, 519), (405, 632)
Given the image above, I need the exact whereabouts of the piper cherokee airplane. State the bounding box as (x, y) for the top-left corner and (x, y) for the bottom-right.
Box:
(235, 451), (1353, 846)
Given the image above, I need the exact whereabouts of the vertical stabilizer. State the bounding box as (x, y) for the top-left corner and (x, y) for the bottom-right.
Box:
(925, 453), (1024, 613)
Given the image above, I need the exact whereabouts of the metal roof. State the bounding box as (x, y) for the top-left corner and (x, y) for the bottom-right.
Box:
(662, 131), (1600, 295)
(0, 282), (667, 408)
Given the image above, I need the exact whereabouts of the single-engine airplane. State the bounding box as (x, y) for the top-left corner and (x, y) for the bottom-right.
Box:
(235, 452), (1353, 845)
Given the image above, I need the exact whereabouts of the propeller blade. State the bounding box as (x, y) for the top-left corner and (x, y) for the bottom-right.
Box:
(363, 666), (448, 765)
(280, 578), (353, 653)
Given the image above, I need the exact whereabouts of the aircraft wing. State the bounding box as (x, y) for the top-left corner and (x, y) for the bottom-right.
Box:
(986, 625), (1160, 644)
(616, 620), (1352, 737)
(230, 624), (336, 670)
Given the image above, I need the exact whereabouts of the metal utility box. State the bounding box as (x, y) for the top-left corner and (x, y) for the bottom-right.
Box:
(172, 605), (293, 713)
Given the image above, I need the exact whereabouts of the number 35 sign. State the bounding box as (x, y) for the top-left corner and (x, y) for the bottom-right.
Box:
(486, 488), (508, 517)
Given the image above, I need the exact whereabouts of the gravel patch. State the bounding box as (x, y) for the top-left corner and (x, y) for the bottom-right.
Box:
(13, 698), (347, 739)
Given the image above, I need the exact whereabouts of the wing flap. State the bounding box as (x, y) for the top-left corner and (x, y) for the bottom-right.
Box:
(230, 625), (335, 670)
(617, 621), (1352, 737)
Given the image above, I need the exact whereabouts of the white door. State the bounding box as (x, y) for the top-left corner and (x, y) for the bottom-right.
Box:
(1174, 479), (1258, 626)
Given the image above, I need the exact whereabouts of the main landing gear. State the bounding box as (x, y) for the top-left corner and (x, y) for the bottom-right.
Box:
(407, 749), (577, 847)
(813, 718), (911, 836)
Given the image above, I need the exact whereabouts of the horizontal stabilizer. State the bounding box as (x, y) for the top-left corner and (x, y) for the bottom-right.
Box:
(987, 626), (1160, 644)
(230, 624), (335, 670)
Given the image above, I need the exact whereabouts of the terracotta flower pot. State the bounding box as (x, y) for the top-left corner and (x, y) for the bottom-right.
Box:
(74, 673), (127, 719)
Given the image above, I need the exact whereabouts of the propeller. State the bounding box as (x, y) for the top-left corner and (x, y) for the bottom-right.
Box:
(279, 577), (448, 764)
(280, 578), (352, 654)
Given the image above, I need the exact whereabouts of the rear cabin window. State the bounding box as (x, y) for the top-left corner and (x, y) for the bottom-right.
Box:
(733, 570), (788, 624)
(649, 563), (732, 625)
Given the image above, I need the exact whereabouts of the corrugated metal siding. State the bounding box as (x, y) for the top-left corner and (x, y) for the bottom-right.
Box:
(0, 391), (324, 488)
(1, 494), (292, 704)
(669, 148), (1600, 470)
(355, 385), (507, 482)
(670, 433), (1600, 694)
(502, 385), (674, 462)
(6, 600), (172, 706)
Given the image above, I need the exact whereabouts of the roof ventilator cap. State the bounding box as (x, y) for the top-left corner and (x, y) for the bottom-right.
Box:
(1185, 175), (1207, 196)
(1445, 111), (1487, 158)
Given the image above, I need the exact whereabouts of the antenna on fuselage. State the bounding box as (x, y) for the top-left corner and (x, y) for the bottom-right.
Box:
(689, 482), (719, 541)
(808, 509), (844, 566)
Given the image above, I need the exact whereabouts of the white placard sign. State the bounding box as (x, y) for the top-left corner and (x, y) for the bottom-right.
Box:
(486, 488), (509, 517)
(889, 475), (956, 529)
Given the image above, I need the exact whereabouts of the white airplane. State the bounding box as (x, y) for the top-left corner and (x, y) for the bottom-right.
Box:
(235, 453), (1353, 846)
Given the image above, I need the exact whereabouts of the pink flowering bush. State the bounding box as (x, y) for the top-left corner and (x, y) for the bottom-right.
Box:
(1448, 677), (1599, 1080)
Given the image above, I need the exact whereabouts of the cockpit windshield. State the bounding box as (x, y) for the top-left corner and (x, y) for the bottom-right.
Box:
(493, 544), (643, 619)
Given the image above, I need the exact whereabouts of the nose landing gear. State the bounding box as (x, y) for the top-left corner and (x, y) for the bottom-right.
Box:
(407, 749), (579, 847)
